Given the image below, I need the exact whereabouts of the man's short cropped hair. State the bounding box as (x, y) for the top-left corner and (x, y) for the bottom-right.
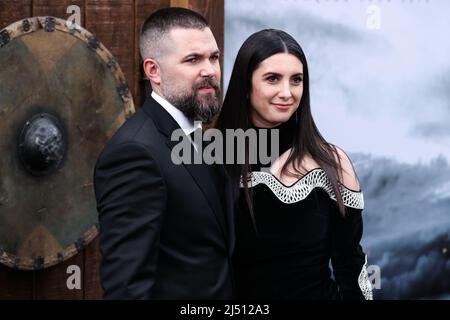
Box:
(139, 7), (209, 61)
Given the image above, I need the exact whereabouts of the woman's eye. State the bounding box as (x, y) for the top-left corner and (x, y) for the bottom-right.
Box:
(292, 77), (303, 84)
(266, 76), (278, 82)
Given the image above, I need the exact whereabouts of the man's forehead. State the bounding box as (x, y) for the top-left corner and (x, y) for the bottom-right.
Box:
(167, 27), (219, 53)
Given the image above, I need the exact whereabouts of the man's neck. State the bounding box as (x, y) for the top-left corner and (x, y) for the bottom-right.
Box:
(151, 91), (201, 136)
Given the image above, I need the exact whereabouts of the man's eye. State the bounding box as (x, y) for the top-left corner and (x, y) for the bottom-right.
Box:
(187, 57), (198, 63)
(210, 55), (219, 61)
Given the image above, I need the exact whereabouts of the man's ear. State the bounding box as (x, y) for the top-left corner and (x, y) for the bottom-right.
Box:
(143, 58), (161, 85)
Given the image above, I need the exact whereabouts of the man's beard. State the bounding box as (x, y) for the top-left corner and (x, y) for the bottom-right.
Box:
(163, 78), (221, 124)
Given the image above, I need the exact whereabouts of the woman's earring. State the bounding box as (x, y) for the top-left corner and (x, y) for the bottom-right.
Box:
(295, 110), (298, 124)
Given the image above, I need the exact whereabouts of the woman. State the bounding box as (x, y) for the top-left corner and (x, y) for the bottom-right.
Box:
(216, 29), (373, 300)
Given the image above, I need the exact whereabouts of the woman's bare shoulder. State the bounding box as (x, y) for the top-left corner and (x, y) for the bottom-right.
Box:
(268, 146), (360, 191)
(331, 145), (361, 191)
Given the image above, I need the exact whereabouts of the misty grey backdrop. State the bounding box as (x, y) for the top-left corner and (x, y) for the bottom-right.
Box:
(224, 0), (450, 299)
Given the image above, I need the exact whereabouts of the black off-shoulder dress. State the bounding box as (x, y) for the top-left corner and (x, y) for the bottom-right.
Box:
(233, 123), (373, 300)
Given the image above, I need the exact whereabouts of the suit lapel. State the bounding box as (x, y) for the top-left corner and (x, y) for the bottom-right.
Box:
(183, 155), (229, 240)
(217, 163), (235, 256)
(143, 97), (231, 249)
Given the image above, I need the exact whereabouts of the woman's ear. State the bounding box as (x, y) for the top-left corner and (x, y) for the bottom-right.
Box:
(143, 58), (161, 85)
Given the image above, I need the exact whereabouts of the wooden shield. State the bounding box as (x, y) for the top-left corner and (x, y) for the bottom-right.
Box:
(0, 17), (134, 270)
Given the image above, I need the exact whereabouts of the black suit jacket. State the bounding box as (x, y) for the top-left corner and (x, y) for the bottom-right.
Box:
(94, 96), (235, 299)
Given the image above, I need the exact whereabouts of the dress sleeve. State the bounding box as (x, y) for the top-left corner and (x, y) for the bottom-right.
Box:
(330, 191), (373, 300)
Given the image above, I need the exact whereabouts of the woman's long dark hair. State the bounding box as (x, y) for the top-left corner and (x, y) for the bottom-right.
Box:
(215, 29), (346, 218)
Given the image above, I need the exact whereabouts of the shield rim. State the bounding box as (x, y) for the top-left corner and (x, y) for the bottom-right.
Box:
(0, 16), (135, 270)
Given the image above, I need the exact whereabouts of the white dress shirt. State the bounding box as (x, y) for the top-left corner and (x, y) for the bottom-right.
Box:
(151, 91), (201, 150)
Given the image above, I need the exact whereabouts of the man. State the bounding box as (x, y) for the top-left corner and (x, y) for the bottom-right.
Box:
(94, 7), (234, 299)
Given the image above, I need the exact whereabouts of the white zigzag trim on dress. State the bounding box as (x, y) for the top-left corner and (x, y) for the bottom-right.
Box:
(241, 169), (364, 209)
(358, 255), (373, 300)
